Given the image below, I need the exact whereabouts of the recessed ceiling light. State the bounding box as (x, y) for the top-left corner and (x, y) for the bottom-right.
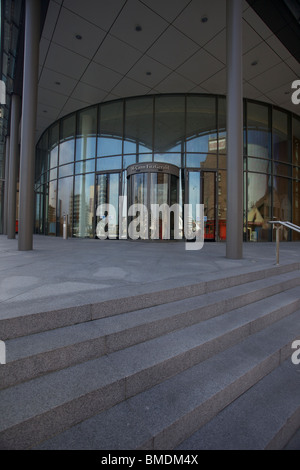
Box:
(201, 16), (208, 23)
(135, 25), (142, 32)
(75, 34), (82, 40)
(251, 60), (258, 66)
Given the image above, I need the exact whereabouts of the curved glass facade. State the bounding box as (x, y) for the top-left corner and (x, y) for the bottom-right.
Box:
(35, 94), (300, 242)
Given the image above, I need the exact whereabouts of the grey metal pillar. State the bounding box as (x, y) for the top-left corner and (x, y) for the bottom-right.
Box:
(18, 0), (40, 251)
(3, 136), (10, 235)
(226, 0), (243, 259)
(7, 95), (21, 240)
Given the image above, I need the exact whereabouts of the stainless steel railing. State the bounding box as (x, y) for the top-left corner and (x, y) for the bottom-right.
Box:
(268, 221), (300, 265)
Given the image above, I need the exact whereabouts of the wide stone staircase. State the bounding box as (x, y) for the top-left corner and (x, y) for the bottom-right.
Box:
(0, 262), (300, 450)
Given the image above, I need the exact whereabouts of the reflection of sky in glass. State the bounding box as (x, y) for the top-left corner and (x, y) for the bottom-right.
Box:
(186, 133), (217, 153)
(59, 140), (75, 165)
(97, 137), (122, 157)
(76, 137), (96, 160)
(50, 147), (58, 168)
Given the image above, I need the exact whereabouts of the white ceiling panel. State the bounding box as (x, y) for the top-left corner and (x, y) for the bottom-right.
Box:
(203, 29), (226, 65)
(35, 0), (300, 138)
(243, 42), (283, 81)
(71, 82), (108, 104)
(58, 97), (91, 118)
(173, 0), (226, 47)
(139, 0), (191, 23)
(285, 56), (300, 76)
(63, 0), (126, 32)
(109, 0), (169, 53)
(242, 6), (273, 40)
(126, 55), (172, 89)
(37, 103), (61, 120)
(243, 81), (262, 100)
(39, 37), (50, 69)
(154, 72), (196, 94)
(249, 62), (296, 94)
(38, 87), (69, 109)
(242, 21), (263, 54)
(45, 43), (90, 80)
(147, 25), (200, 71)
(41, 0), (61, 41)
(266, 35), (291, 61)
(111, 76), (151, 97)
(39, 68), (77, 97)
(93, 34), (142, 74)
(177, 49), (224, 85)
(51, 7), (106, 59)
(200, 68), (227, 95)
(81, 62), (123, 92)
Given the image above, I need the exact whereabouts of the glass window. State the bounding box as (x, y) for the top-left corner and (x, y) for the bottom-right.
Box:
(59, 164), (74, 178)
(75, 159), (95, 174)
(124, 97), (153, 154)
(47, 181), (57, 236)
(293, 117), (300, 166)
(57, 177), (73, 238)
(98, 101), (123, 157)
(247, 172), (272, 241)
(76, 107), (97, 161)
(73, 173), (95, 238)
(59, 115), (76, 165)
(123, 155), (137, 169)
(154, 95), (185, 153)
(218, 97), (226, 154)
(273, 109), (291, 163)
(154, 154), (181, 167)
(49, 168), (57, 181)
(247, 102), (270, 158)
(186, 154), (217, 169)
(248, 158), (270, 173)
(274, 162), (292, 177)
(273, 176), (292, 240)
(138, 154), (152, 163)
(49, 123), (59, 150)
(293, 179), (300, 240)
(97, 156), (122, 171)
(186, 96), (217, 154)
(50, 146), (58, 169)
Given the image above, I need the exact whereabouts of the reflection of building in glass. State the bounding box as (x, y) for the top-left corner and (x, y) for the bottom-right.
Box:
(34, 95), (300, 243)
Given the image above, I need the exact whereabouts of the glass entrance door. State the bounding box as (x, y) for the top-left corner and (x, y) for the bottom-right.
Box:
(128, 170), (179, 240)
(96, 172), (120, 239)
(187, 170), (216, 241)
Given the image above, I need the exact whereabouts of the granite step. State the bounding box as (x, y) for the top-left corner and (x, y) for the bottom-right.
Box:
(0, 274), (299, 390)
(34, 311), (300, 450)
(0, 294), (299, 449)
(0, 263), (299, 340)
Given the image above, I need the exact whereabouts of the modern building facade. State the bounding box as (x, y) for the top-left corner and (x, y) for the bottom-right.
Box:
(34, 94), (300, 242)
(1, 0), (300, 254)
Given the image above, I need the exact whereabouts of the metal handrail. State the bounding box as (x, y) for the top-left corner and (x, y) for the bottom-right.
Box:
(268, 220), (300, 265)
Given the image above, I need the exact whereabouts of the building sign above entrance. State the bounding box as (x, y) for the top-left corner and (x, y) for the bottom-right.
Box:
(127, 162), (180, 178)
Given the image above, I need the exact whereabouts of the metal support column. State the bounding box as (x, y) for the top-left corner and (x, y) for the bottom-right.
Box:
(3, 136), (10, 235)
(7, 95), (21, 239)
(18, 0), (40, 251)
(226, 0), (243, 259)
